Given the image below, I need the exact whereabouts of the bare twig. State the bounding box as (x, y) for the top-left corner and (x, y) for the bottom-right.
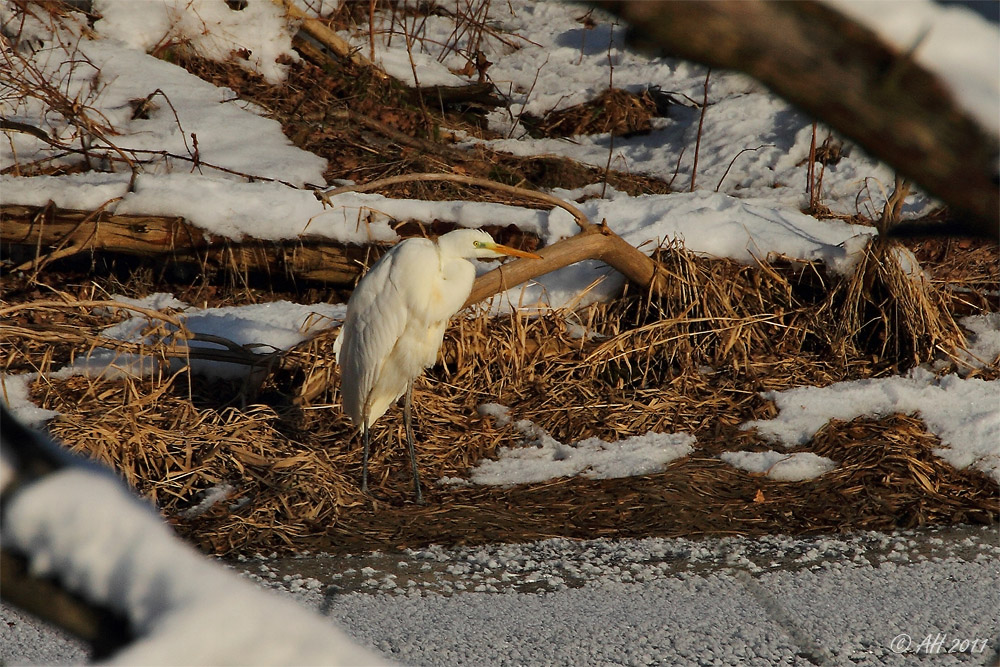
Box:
(690, 68), (710, 192)
(716, 144), (774, 192)
(600, 21), (617, 199)
(878, 174), (913, 235)
(318, 172), (592, 230)
(807, 122), (818, 208)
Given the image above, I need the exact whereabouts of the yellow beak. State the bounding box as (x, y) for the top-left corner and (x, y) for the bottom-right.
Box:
(489, 242), (543, 259)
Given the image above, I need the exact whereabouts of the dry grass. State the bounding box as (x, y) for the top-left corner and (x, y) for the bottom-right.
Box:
(828, 238), (967, 368)
(5, 239), (994, 556)
(522, 87), (667, 139)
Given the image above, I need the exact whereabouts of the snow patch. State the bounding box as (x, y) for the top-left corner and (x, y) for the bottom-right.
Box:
(720, 451), (838, 482)
(743, 369), (1000, 484)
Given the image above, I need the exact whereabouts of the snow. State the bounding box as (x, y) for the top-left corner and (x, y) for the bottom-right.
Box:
(0, 5), (324, 184)
(92, 0), (298, 85)
(1, 373), (59, 428)
(743, 368), (1000, 483)
(6, 522), (999, 665)
(457, 419), (695, 486)
(719, 450), (838, 482)
(5, 0), (979, 306)
(960, 313), (1000, 368)
(1, 465), (386, 666)
(49, 295), (345, 380)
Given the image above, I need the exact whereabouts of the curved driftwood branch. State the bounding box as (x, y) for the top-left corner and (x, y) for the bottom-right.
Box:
(320, 174), (667, 306)
(465, 221), (664, 307)
(594, 0), (999, 237)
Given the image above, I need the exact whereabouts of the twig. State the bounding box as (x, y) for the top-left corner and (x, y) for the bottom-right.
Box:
(600, 21), (617, 199)
(508, 57), (547, 139)
(0, 119), (301, 188)
(715, 144), (774, 192)
(690, 68), (710, 192)
(807, 121), (817, 208)
(16, 199), (120, 278)
(368, 0), (377, 62)
(878, 174), (912, 236)
(0, 299), (187, 329)
(318, 172), (591, 230)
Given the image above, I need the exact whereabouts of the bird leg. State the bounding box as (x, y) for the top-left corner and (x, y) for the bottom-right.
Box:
(404, 381), (424, 504)
(361, 421), (370, 493)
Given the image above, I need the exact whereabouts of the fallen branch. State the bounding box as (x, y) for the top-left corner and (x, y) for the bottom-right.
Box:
(318, 172), (667, 305)
(273, 0), (382, 73)
(594, 0), (999, 237)
(1, 204), (363, 284)
(318, 172), (592, 230)
(465, 220), (665, 307)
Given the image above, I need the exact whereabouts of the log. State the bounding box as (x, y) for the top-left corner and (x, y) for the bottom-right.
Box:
(0, 405), (134, 658)
(4, 170), (670, 311)
(273, 0), (381, 73)
(595, 0), (1000, 237)
(0, 204), (363, 284)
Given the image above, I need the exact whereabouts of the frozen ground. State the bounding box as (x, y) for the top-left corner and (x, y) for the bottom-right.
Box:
(3, 524), (998, 666)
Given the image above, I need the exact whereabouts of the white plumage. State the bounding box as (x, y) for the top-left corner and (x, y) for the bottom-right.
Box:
(334, 228), (541, 501)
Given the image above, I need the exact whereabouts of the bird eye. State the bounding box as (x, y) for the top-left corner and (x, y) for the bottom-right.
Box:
(473, 241), (483, 248)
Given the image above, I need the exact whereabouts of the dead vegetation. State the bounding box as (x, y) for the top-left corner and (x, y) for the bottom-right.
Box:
(521, 87), (672, 139)
(3, 234), (996, 555)
(1, 0), (997, 556)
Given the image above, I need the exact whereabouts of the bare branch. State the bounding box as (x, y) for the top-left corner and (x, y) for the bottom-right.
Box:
(319, 172), (592, 230)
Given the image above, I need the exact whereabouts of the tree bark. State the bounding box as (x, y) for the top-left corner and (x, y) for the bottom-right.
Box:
(0, 205), (362, 284)
(595, 0), (999, 237)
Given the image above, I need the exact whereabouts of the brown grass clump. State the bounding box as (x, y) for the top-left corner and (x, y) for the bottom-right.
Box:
(806, 414), (997, 528)
(583, 241), (814, 386)
(522, 87), (667, 139)
(35, 373), (360, 553)
(827, 237), (967, 368)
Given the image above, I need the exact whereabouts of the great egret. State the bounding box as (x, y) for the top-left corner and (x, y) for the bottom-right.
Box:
(334, 228), (542, 502)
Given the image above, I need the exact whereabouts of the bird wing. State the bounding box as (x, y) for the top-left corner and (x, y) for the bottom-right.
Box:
(335, 239), (435, 426)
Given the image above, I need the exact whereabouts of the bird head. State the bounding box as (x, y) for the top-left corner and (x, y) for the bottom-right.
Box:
(439, 228), (542, 260)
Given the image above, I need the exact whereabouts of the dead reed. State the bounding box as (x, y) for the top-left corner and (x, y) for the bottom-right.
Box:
(4, 235), (994, 555)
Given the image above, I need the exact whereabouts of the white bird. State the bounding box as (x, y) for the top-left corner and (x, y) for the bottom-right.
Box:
(334, 228), (542, 502)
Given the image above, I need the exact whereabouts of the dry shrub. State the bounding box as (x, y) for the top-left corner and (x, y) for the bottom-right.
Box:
(827, 237), (967, 368)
